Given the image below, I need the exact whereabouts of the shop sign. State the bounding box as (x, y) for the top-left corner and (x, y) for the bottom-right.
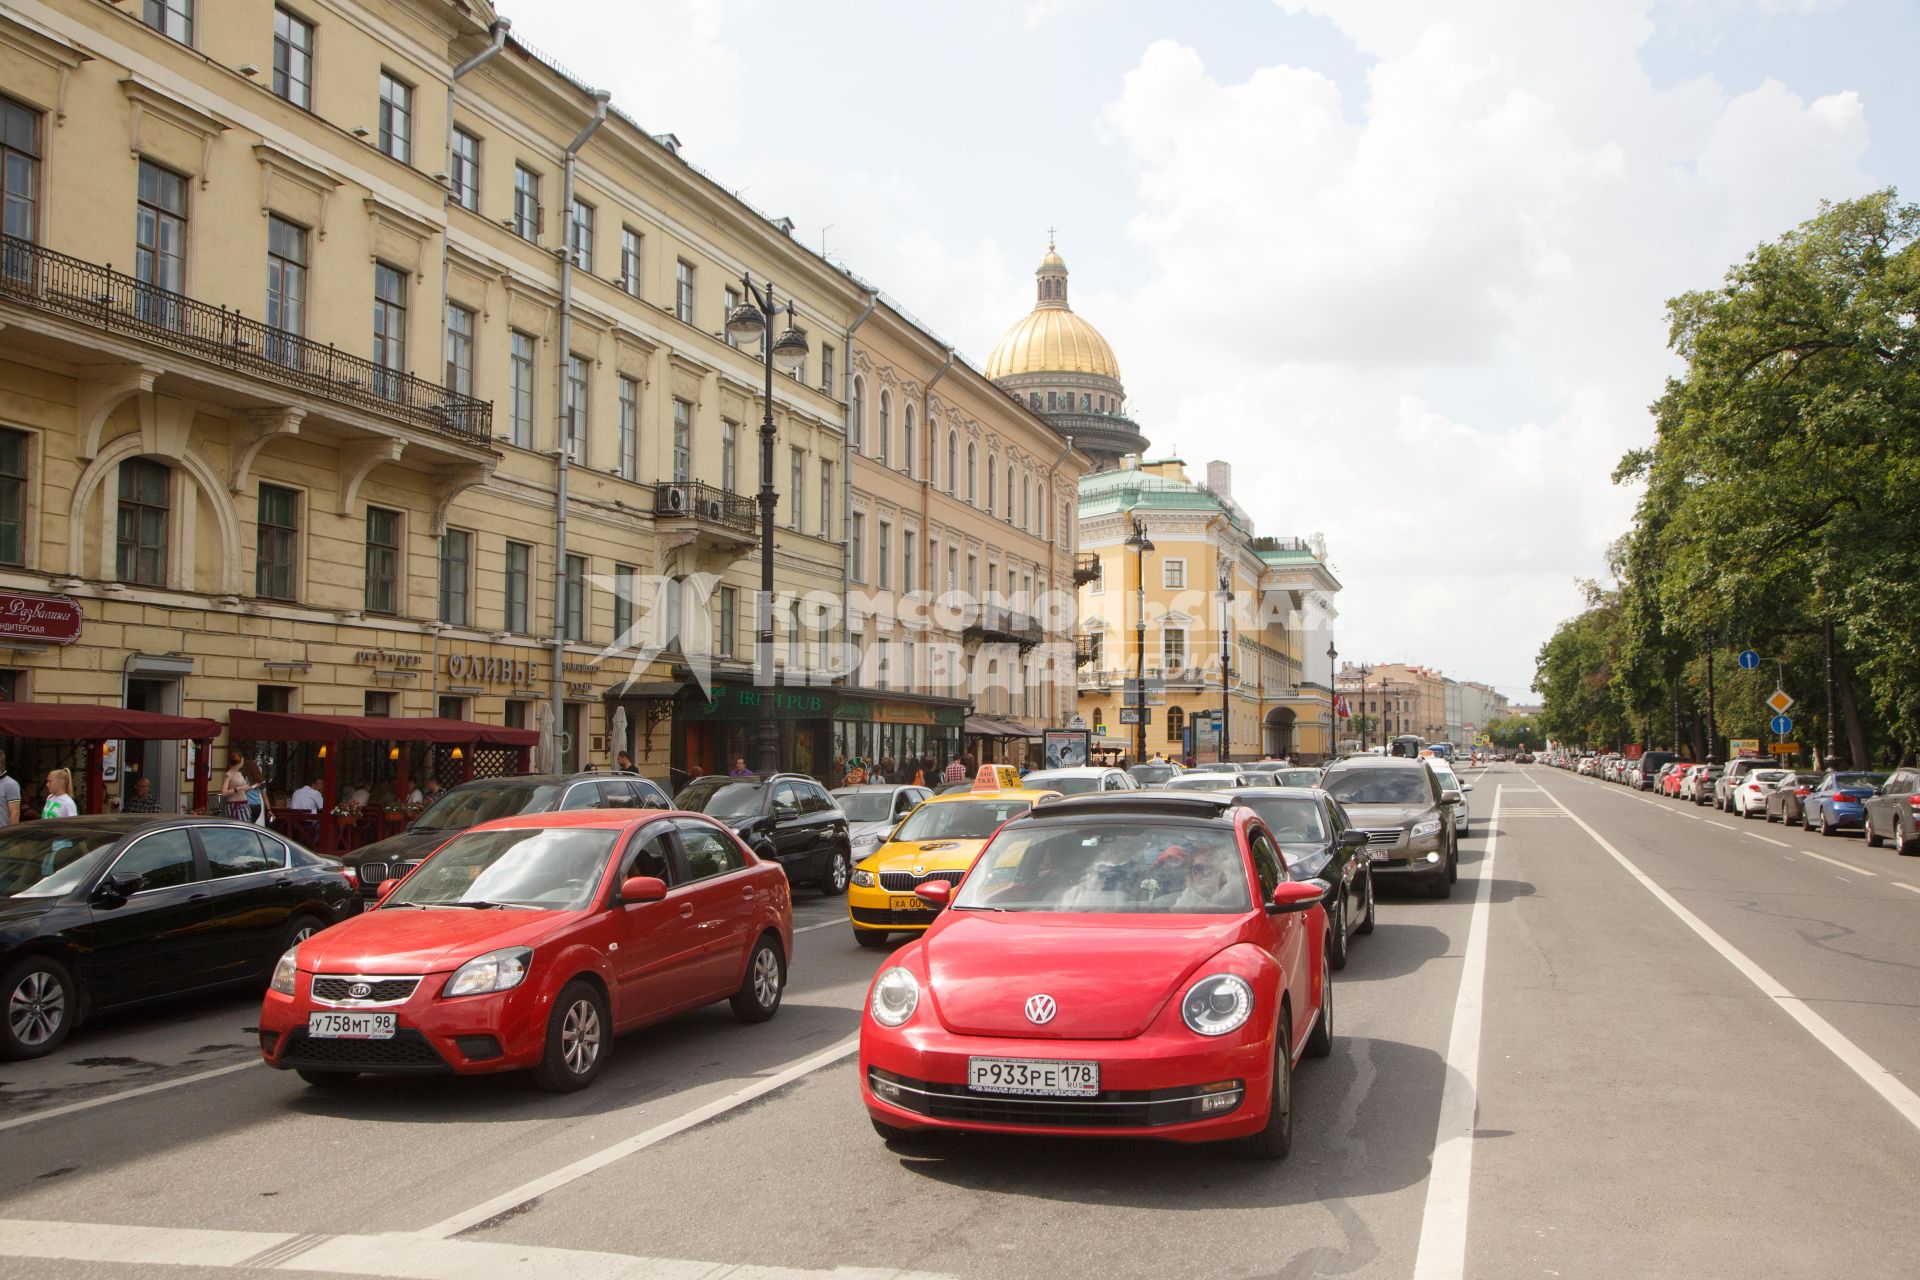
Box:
(354, 648), (422, 669)
(0, 591), (83, 646)
(445, 652), (541, 688)
(686, 684), (831, 721)
(837, 697), (962, 727)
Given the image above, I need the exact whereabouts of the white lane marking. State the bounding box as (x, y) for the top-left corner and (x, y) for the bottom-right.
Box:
(0, 1218), (950, 1279)
(1709, 821), (1739, 831)
(0, 1060), (257, 1134)
(415, 1035), (860, 1239)
(1801, 849), (1876, 877)
(794, 917), (848, 934)
(1747, 833), (1790, 848)
(1411, 784), (1501, 1280)
(1537, 785), (1920, 1135)
(1894, 883), (1920, 895)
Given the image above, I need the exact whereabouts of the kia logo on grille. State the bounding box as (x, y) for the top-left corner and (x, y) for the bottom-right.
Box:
(1024, 994), (1057, 1025)
(348, 982), (373, 999)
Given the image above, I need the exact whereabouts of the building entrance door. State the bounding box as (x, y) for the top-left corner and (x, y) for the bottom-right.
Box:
(125, 676), (181, 811)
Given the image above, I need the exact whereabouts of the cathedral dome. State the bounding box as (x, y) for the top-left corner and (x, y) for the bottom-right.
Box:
(984, 240), (1122, 382)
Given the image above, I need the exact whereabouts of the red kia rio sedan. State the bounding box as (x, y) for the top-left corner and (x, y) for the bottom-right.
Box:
(860, 792), (1331, 1159)
(260, 810), (792, 1093)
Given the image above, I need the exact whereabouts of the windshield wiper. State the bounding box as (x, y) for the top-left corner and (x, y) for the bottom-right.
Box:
(379, 901), (427, 910)
(446, 900), (540, 910)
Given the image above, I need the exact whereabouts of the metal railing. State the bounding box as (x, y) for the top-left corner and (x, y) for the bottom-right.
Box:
(964, 605), (1044, 650)
(0, 235), (492, 444)
(1252, 536), (1313, 554)
(1075, 635), (1100, 667)
(1073, 552), (1102, 585)
(652, 480), (755, 533)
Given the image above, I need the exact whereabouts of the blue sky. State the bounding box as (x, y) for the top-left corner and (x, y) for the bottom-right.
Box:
(523, 0), (1908, 700)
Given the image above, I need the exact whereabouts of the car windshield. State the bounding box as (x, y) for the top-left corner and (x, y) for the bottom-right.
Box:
(1187, 763), (1238, 775)
(1751, 770), (1788, 784)
(1323, 769), (1432, 806)
(0, 826), (128, 898)
(894, 799), (1033, 841)
(386, 826), (619, 910)
(952, 822), (1252, 914)
(1272, 769), (1321, 787)
(1023, 774), (1100, 794)
(413, 782), (566, 832)
(1166, 775), (1232, 791)
(674, 778), (767, 818)
(1234, 797), (1328, 843)
(1831, 773), (1887, 790)
(1129, 764), (1178, 785)
(832, 791), (898, 822)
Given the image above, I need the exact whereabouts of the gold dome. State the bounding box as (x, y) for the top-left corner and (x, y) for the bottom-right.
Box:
(984, 307), (1123, 381)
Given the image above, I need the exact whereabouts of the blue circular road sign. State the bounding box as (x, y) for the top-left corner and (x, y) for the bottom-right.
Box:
(1770, 714), (1793, 735)
(1738, 649), (1762, 670)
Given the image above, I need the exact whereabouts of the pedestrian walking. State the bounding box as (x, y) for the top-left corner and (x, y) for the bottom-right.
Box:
(0, 750), (19, 826)
(222, 755), (252, 821)
(41, 768), (77, 820)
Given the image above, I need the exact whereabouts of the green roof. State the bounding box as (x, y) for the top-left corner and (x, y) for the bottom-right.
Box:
(1077, 466), (1247, 530)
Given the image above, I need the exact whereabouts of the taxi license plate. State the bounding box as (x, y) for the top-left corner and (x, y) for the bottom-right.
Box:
(1369, 847), (1393, 862)
(889, 895), (927, 913)
(968, 1057), (1099, 1097)
(307, 1012), (396, 1040)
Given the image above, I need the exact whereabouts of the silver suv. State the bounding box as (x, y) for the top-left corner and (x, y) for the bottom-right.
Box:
(1713, 758), (1769, 811)
(1319, 757), (1462, 898)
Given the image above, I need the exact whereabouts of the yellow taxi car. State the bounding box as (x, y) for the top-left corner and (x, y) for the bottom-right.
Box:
(847, 765), (1060, 948)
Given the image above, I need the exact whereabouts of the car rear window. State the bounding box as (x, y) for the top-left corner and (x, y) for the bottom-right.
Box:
(952, 822), (1251, 914)
(414, 782), (565, 831)
(1323, 769), (1431, 806)
(894, 799), (1032, 841)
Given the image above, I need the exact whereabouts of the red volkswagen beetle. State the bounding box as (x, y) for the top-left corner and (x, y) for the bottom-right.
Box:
(260, 810), (791, 1092)
(859, 793), (1331, 1159)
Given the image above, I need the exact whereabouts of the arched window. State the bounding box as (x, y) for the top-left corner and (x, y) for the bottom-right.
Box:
(946, 431), (958, 495)
(1167, 705), (1185, 744)
(966, 443), (977, 502)
(903, 404), (915, 478)
(878, 390), (891, 466)
(1020, 478), (1030, 530)
(1028, 392), (1041, 411)
(1038, 482), (1049, 539)
(986, 453), (997, 514)
(850, 376), (865, 453)
(1005, 463), (1015, 522)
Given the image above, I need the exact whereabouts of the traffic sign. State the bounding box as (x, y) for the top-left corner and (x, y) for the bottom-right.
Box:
(1738, 649), (1761, 670)
(1766, 689), (1795, 715)
(1769, 743), (1799, 755)
(1769, 714), (1793, 735)
(1118, 707), (1149, 725)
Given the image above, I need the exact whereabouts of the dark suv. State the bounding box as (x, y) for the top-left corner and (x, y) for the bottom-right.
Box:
(1636, 751), (1678, 792)
(674, 773), (853, 893)
(1318, 757), (1461, 898)
(345, 773), (670, 903)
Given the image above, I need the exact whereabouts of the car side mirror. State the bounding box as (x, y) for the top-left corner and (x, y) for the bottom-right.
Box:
(1338, 829), (1369, 849)
(376, 878), (402, 902)
(1462, 782), (1475, 792)
(92, 874), (142, 904)
(1267, 881), (1325, 916)
(619, 875), (668, 904)
(914, 880), (953, 909)
(775, 803), (799, 821)
(1441, 789), (1463, 805)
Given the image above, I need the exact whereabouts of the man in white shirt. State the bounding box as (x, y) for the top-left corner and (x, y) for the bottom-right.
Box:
(290, 776), (325, 813)
(0, 751), (18, 826)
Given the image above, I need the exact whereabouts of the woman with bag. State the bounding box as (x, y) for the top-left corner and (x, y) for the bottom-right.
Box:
(221, 756), (251, 821)
(242, 755), (266, 824)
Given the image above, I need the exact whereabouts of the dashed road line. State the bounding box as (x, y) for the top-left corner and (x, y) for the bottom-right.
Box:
(1894, 882), (1920, 895)
(1747, 833), (1790, 848)
(0, 1060), (257, 1134)
(1801, 849), (1876, 876)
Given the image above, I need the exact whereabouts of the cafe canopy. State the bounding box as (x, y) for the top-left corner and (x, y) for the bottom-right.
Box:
(0, 702), (221, 814)
(228, 711), (538, 747)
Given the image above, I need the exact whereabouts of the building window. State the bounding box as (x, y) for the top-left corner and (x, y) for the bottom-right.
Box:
(365, 691), (393, 717)
(513, 164), (541, 240)
(569, 198), (594, 271)
(508, 330), (535, 448)
(372, 262), (407, 397)
(438, 528), (469, 625)
(986, 453), (997, 514)
(878, 391), (891, 466)
(903, 405), (915, 477)
(364, 506), (400, 615)
(721, 419), (738, 492)
(789, 448), (804, 530)
(257, 685), (294, 713)
(565, 353), (588, 465)
(616, 376), (638, 479)
(255, 483), (298, 601)
(444, 303), (475, 397)
(449, 128), (480, 211)
(1, 96), (39, 254)
(966, 443), (977, 502)
(620, 226), (642, 294)
(818, 461), (833, 538)
(504, 540), (530, 632)
(142, 0), (192, 43)
(437, 695), (467, 721)
(718, 585), (737, 658)
(265, 215), (306, 343)
(1006, 464), (1015, 523)
(613, 563), (635, 643)
(1163, 559), (1185, 590)
(377, 72), (412, 163)
(820, 342), (835, 392)
(135, 160), (187, 303)
(672, 398), (691, 483)
(946, 546), (958, 594)
(902, 530), (914, 593)
(0, 428), (25, 567)
(722, 285), (742, 348)
(1163, 628), (1187, 671)
(946, 432), (958, 495)
(1167, 705), (1185, 744)
(272, 8), (313, 108)
(850, 512), (865, 583)
(564, 554), (586, 641)
(675, 259), (695, 323)
(503, 699), (529, 729)
(878, 521), (892, 591)
(1021, 479), (1030, 530)
(115, 459), (169, 586)
(850, 376), (865, 452)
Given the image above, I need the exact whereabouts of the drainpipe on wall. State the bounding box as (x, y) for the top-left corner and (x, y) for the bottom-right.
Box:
(842, 290), (879, 685)
(1046, 434), (1076, 727)
(919, 346), (954, 611)
(548, 91), (611, 770)
(437, 20), (509, 327)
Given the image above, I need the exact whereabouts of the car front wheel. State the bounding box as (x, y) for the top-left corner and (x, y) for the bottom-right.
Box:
(531, 980), (608, 1093)
(1327, 894), (1349, 971)
(2, 956), (76, 1061)
(1354, 871), (1376, 935)
(820, 847), (851, 895)
(1867, 818), (1883, 848)
(1240, 1011), (1293, 1160)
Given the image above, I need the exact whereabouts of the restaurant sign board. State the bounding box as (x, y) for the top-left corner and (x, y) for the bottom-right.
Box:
(0, 591), (83, 646)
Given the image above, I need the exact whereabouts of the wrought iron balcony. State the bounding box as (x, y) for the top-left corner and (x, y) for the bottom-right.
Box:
(1075, 635), (1101, 667)
(964, 604), (1044, 650)
(653, 480), (756, 534)
(1073, 552), (1102, 586)
(0, 235), (492, 444)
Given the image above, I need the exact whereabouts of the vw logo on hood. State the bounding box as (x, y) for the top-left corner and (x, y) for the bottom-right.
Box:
(348, 982), (373, 999)
(1024, 994), (1057, 1025)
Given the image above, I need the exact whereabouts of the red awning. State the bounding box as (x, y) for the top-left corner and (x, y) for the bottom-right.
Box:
(0, 702), (220, 741)
(229, 710), (538, 747)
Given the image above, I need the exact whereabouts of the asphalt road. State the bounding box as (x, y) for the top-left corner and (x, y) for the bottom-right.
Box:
(2, 763), (1917, 1279)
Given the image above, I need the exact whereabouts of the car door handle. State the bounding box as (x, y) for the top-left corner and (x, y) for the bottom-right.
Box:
(678, 904), (694, 919)
(187, 893), (208, 902)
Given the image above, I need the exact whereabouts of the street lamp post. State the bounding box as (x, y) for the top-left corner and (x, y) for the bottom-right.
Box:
(725, 276), (810, 777)
(1326, 641), (1337, 762)
(1217, 562), (1233, 765)
(1357, 662), (1373, 752)
(1125, 514), (1153, 766)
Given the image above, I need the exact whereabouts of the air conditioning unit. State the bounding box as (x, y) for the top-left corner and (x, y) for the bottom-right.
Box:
(703, 499), (724, 520)
(664, 487), (687, 513)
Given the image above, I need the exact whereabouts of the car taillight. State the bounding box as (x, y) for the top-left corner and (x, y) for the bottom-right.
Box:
(1909, 795), (1920, 808)
(340, 869), (358, 889)
(1795, 788), (1810, 797)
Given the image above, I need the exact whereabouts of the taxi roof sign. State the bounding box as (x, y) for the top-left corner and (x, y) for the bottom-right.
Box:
(972, 763), (1024, 792)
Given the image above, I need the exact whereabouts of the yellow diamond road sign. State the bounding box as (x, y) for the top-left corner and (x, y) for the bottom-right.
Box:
(1767, 689), (1795, 715)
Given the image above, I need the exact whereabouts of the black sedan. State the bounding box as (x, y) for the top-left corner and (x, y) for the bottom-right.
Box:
(0, 816), (353, 1060)
(1764, 773), (1810, 826)
(674, 773), (852, 893)
(1219, 786), (1372, 970)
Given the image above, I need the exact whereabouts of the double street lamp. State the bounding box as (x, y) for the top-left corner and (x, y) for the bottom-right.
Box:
(1326, 641), (1337, 761)
(1217, 563), (1234, 765)
(1125, 514), (1153, 765)
(725, 275), (809, 777)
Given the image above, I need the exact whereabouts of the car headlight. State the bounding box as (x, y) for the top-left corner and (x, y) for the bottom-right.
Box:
(1410, 817), (1442, 839)
(869, 967), (920, 1027)
(1289, 850), (1332, 881)
(444, 947), (533, 998)
(269, 947), (299, 996)
(1181, 973), (1254, 1037)
(851, 868), (877, 888)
